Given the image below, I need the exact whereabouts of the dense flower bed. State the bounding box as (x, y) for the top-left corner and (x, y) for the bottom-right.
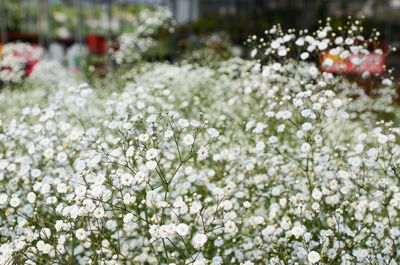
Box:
(0, 19), (399, 265)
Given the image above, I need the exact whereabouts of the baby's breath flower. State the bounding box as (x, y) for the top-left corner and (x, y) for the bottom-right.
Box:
(308, 251), (321, 264)
(183, 134), (194, 146)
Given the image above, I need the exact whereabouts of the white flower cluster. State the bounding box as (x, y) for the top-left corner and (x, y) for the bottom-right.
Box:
(0, 43), (43, 84)
(112, 6), (174, 65)
(29, 60), (69, 83)
(0, 18), (399, 265)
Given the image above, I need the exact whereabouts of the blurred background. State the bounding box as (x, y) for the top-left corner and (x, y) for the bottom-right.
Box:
(0, 0), (399, 76)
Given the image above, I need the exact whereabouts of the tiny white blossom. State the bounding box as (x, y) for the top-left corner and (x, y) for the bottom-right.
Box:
(308, 251), (321, 264)
(75, 228), (88, 240)
(192, 233), (208, 248)
(176, 223), (189, 236)
(183, 134), (194, 145)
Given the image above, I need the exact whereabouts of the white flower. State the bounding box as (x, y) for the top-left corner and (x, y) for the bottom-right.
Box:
(43, 148), (54, 159)
(302, 122), (313, 131)
(183, 134), (194, 146)
(377, 134), (388, 144)
(332, 99), (343, 108)
(36, 240), (52, 254)
(176, 223), (189, 236)
(190, 201), (202, 214)
(146, 160), (157, 170)
(207, 128), (219, 138)
(135, 171), (146, 183)
(300, 52), (309, 60)
(312, 189), (322, 200)
(10, 197), (21, 207)
(277, 110), (292, 120)
(271, 40), (280, 49)
(126, 146), (135, 157)
(318, 40), (328, 50)
(93, 207), (105, 218)
(146, 148), (158, 160)
(123, 213), (134, 223)
(108, 120), (118, 129)
(197, 147), (208, 160)
(339, 50), (350, 59)
(300, 142), (311, 153)
(277, 124), (285, 132)
(295, 38), (304, 46)
(159, 225), (170, 238)
(308, 251), (321, 264)
(224, 220), (237, 233)
(190, 120), (201, 128)
(193, 257), (208, 265)
(308, 66), (319, 78)
(31, 169), (42, 178)
(146, 114), (157, 123)
(382, 78), (392, 87)
(348, 157), (362, 168)
(323, 58), (334, 67)
(75, 228), (87, 240)
(41, 184), (51, 194)
(75, 186), (86, 197)
(277, 47), (287, 57)
(139, 134), (149, 142)
(165, 129), (173, 138)
(40, 228), (51, 239)
(291, 225), (305, 238)
(192, 233), (207, 247)
(106, 220), (117, 231)
(335, 36), (343, 45)
(57, 183), (68, 193)
(311, 202), (320, 210)
(301, 109), (312, 118)
(0, 193), (8, 204)
(354, 143), (364, 154)
(213, 256), (223, 265)
(250, 48), (257, 58)
(178, 119), (189, 128)
(56, 152), (68, 163)
(27, 192), (36, 203)
(74, 160), (86, 171)
(345, 37), (354, 45)
(318, 30), (327, 39)
(253, 122), (267, 134)
(121, 173), (133, 186)
(269, 136), (278, 144)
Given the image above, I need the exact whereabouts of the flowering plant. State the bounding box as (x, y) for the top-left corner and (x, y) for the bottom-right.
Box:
(180, 33), (236, 67)
(0, 43), (43, 85)
(111, 6), (175, 65)
(0, 18), (399, 265)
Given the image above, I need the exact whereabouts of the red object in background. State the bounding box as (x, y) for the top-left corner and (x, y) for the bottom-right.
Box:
(2, 32), (39, 43)
(25, 60), (38, 76)
(87, 34), (107, 54)
(320, 40), (388, 76)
